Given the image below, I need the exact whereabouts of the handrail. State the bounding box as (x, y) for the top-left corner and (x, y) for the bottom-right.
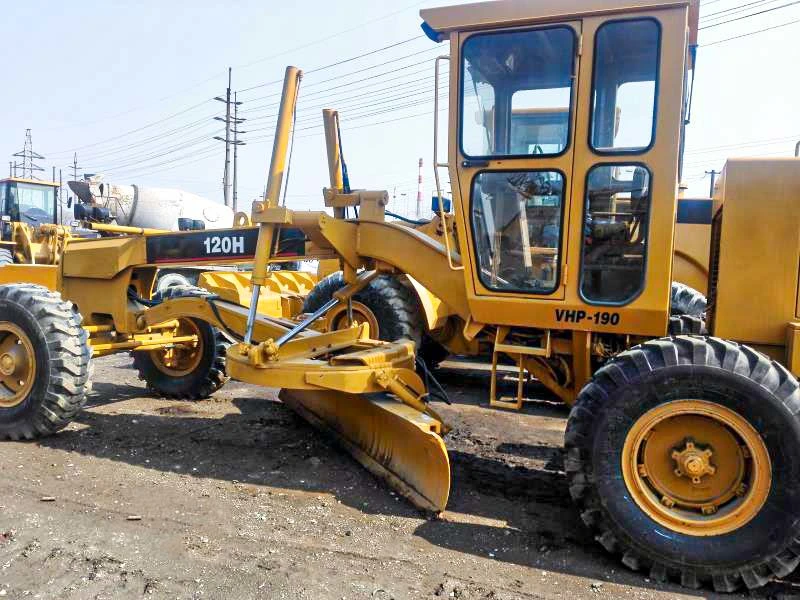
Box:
(433, 54), (463, 272)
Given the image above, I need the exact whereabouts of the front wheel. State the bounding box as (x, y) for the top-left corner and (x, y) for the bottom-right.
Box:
(565, 336), (800, 592)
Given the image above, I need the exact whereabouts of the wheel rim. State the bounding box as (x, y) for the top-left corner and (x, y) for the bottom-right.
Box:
(0, 322), (36, 408)
(150, 319), (203, 377)
(622, 399), (771, 536)
(327, 301), (380, 338)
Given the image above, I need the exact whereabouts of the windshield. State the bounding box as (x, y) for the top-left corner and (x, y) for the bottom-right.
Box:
(14, 183), (56, 224)
(461, 26), (576, 158)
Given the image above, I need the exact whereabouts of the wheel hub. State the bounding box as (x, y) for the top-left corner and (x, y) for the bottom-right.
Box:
(0, 322), (36, 408)
(622, 400), (771, 536)
(672, 440), (716, 484)
(328, 301), (380, 338)
(0, 352), (15, 376)
(150, 318), (203, 377)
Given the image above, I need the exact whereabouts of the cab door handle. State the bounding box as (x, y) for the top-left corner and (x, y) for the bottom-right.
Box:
(462, 160), (490, 168)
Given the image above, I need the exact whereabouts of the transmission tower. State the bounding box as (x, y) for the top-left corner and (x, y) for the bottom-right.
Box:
(11, 129), (45, 179)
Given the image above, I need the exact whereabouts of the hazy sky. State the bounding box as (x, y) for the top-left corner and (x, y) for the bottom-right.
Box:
(2, 0), (798, 216)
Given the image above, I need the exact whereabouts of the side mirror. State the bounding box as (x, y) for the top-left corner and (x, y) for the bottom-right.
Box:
(66, 197), (73, 209)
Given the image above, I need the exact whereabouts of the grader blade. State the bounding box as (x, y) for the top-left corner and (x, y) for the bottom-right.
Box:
(280, 388), (450, 512)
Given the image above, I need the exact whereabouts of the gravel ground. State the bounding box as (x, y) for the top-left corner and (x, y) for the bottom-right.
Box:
(0, 355), (798, 599)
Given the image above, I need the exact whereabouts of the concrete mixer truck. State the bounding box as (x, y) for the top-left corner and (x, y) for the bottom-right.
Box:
(65, 176), (239, 290)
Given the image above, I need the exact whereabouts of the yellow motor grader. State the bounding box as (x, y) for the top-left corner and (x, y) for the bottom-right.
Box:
(2, 0), (800, 593)
(245, 0), (799, 591)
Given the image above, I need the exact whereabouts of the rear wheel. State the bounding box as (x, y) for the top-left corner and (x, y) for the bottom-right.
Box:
(668, 282), (707, 335)
(0, 248), (13, 267)
(671, 281), (706, 316)
(0, 284), (92, 439)
(133, 285), (227, 399)
(565, 336), (800, 592)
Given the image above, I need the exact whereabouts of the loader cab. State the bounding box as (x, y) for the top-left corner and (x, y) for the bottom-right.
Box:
(422, 0), (697, 337)
(0, 178), (59, 226)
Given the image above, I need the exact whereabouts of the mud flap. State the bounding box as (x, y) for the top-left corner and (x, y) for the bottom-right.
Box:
(280, 389), (451, 513)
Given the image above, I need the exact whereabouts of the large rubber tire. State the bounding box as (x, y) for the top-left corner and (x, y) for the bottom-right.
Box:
(302, 272), (424, 345)
(565, 336), (800, 592)
(0, 284), (92, 440)
(671, 282), (707, 316)
(132, 285), (227, 399)
(0, 248), (13, 266)
(667, 314), (706, 335)
(668, 282), (707, 335)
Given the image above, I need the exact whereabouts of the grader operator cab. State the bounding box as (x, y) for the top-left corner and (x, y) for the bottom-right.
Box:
(2, 0), (799, 593)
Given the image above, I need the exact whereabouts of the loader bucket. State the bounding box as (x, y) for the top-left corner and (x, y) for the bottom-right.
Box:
(280, 388), (451, 513)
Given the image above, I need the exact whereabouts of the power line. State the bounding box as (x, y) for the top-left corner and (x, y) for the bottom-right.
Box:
(102, 143), (220, 179)
(89, 132), (222, 171)
(241, 65), (436, 115)
(685, 133), (800, 155)
(701, 0), (782, 21)
(238, 36), (425, 93)
(48, 37), (441, 165)
(232, 0), (428, 73)
(67, 116), (218, 162)
(46, 98), (213, 156)
(45, 2), (428, 136)
(240, 45), (441, 104)
(701, 15), (800, 43)
(244, 79), (448, 132)
(699, 0), (800, 28)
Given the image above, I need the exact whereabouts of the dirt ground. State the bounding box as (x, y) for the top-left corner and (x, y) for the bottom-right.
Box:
(1, 355), (799, 600)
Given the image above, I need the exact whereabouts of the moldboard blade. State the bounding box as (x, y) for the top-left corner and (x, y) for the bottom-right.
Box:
(280, 389), (450, 512)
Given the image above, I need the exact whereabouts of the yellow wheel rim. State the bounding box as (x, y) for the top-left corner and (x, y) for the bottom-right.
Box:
(326, 301), (380, 338)
(0, 322), (36, 408)
(150, 319), (203, 377)
(622, 400), (771, 536)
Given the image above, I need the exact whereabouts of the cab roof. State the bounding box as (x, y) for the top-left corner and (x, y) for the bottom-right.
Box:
(421, 0), (698, 41)
(0, 177), (59, 187)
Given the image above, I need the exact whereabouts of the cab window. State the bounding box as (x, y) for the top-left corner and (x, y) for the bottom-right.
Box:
(580, 165), (651, 304)
(461, 27), (576, 158)
(16, 183), (55, 224)
(472, 170), (564, 294)
(590, 19), (660, 153)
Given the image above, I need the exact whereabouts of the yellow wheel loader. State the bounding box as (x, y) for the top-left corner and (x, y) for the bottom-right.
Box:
(0, 178), (74, 266)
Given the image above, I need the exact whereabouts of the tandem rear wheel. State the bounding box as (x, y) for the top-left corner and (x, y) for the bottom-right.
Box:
(566, 335), (800, 592)
(133, 285), (228, 399)
(0, 284), (92, 440)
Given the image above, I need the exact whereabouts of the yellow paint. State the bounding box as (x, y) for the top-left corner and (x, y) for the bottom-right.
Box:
(622, 400), (771, 536)
(710, 159), (800, 347)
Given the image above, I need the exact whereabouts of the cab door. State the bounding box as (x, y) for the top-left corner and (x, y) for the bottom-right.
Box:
(452, 21), (582, 313)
